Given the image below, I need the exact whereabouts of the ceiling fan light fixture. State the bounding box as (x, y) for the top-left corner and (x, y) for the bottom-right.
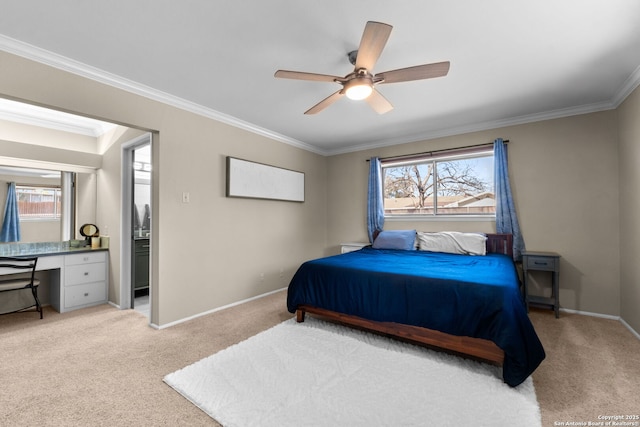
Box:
(344, 78), (373, 100)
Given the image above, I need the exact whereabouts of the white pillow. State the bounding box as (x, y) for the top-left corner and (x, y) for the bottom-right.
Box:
(417, 231), (487, 255)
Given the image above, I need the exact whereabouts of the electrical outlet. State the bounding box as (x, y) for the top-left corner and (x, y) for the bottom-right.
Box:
(182, 192), (190, 203)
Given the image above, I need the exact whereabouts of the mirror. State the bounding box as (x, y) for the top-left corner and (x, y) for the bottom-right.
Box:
(0, 166), (97, 243)
(79, 223), (99, 237)
(133, 144), (151, 238)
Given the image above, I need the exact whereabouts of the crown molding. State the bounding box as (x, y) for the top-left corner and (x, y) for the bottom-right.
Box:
(611, 64), (640, 108)
(1, 34), (638, 158)
(0, 35), (323, 155)
(325, 100), (616, 156)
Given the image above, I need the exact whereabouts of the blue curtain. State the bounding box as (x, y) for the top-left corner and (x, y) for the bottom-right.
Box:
(1, 182), (21, 242)
(494, 139), (525, 260)
(367, 157), (384, 243)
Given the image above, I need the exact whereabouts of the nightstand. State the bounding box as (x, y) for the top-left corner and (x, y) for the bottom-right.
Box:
(522, 251), (561, 318)
(341, 242), (369, 254)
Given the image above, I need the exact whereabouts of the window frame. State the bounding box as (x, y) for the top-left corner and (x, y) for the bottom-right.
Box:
(381, 147), (495, 221)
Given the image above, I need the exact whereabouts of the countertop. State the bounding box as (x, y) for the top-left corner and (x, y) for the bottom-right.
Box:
(0, 242), (108, 257)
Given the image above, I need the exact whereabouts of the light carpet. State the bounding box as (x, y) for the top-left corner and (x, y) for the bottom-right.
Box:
(164, 316), (541, 427)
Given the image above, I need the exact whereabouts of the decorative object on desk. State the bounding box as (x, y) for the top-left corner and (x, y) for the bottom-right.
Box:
(164, 316), (540, 427)
(79, 223), (99, 238)
(91, 236), (100, 249)
(69, 239), (83, 248)
(79, 223), (99, 246)
(100, 225), (110, 248)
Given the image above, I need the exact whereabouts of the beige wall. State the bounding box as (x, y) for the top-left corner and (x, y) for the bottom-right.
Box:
(618, 85), (640, 333)
(1, 47), (636, 329)
(0, 118), (99, 153)
(75, 172), (97, 239)
(0, 50), (327, 326)
(327, 110), (621, 317)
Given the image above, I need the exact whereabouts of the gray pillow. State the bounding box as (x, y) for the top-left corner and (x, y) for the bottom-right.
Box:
(372, 230), (417, 250)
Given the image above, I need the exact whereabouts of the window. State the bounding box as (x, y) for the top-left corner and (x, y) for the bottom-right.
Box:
(382, 148), (495, 217)
(16, 185), (62, 220)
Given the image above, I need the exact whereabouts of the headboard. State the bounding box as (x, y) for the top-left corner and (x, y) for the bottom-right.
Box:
(371, 230), (513, 258)
(486, 233), (513, 258)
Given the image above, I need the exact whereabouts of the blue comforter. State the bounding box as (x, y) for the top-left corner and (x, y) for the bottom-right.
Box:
(287, 247), (545, 387)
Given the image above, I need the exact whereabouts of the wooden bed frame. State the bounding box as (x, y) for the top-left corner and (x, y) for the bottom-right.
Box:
(294, 233), (514, 365)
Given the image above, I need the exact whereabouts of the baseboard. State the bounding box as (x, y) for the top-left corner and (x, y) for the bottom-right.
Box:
(560, 307), (640, 340)
(620, 317), (640, 340)
(155, 287), (288, 330)
(559, 307), (620, 321)
(110, 291), (640, 340)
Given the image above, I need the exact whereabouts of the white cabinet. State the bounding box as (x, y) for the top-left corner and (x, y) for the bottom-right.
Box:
(49, 251), (108, 313)
(341, 242), (369, 254)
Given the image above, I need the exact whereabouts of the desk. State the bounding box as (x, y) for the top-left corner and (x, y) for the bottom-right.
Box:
(522, 251), (560, 318)
(0, 245), (109, 313)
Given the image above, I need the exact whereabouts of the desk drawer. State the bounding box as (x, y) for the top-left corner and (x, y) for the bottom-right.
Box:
(65, 263), (106, 286)
(65, 252), (106, 266)
(64, 281), (106, 309)
(526, 256), (557, 271)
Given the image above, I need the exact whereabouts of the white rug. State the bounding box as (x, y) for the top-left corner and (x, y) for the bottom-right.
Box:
(164, 317), (541, 427)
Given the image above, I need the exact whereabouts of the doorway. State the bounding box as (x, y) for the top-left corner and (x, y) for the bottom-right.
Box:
(120, 134), (152, 318)
(131, 143), (151, 316)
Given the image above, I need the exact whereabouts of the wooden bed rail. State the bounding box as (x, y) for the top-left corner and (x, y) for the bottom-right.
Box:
(296, 305), (505, 366)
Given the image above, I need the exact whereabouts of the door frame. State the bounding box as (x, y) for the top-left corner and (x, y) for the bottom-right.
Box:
(120, 133), (152, 314)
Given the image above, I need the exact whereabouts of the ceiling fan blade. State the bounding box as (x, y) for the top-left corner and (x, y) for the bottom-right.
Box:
(274, 70), (342, 83)
(366, 89), (393, 114)
(355, 21), (393, 71)
(376, 61), (450, 84)
(304, 90), (344, 115)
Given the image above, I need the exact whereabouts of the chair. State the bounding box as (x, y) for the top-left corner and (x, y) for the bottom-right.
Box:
(0, 256), (42, 319)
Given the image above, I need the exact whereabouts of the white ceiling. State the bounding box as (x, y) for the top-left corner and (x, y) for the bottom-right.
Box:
(1, 1), (639, 155)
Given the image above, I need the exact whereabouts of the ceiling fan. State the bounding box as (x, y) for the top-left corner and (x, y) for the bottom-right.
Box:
(274, 21), (450, 115)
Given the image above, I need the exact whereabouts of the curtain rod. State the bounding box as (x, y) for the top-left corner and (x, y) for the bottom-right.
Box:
(366, 140), (509, 162)
(15, 183), (62, 188)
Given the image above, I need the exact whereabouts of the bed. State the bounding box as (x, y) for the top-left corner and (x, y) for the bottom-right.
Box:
(286, 232), (545, 387)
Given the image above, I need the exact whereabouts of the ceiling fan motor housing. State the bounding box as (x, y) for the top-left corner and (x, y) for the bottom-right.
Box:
(343, 73), (374, 100)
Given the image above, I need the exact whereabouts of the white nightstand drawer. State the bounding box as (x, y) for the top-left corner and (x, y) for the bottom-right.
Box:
(65, 263), (106, 286)
(341, 242), (369, 254)
(64, 281), (107, 309)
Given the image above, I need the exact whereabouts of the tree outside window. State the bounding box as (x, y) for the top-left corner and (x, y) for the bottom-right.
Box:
(382, 151), (494, 217)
